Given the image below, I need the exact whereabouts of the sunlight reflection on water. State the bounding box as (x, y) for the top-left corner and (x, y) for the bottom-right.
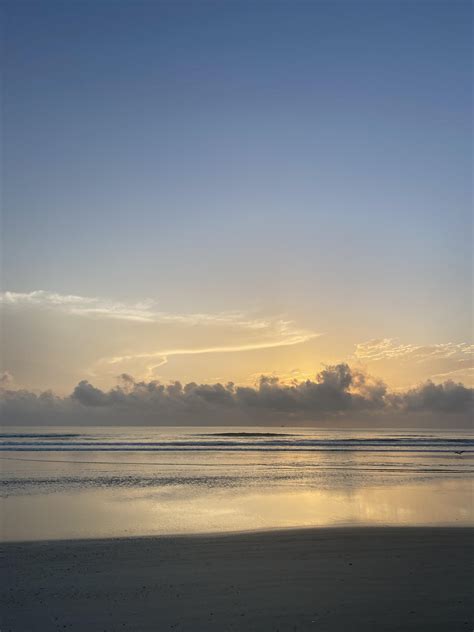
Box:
(1, 479), (472, 541)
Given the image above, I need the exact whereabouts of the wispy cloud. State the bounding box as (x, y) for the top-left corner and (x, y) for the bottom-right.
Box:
(430, 367), (474, 381)
(2, 290), (320, 380)
(0, 290), (316, 333)
(354, 338), (473, 364)
(102, 331), (315, 373)
(1, 290), (156, 322)
(96, 319), (318, 379)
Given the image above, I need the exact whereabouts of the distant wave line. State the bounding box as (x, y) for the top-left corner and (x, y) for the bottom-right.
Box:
(1, 435), (473, 447)
(0, 434), (81, 439)
(0, 447), (472, 454)
(1, 439), (473, 447)
(0, 455), (277, 467)
(0, 456), (470, 474)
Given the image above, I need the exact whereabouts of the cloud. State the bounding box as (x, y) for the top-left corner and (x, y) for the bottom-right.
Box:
(353, 338), (474, 388)
(0, 291), (316, 333)
(430, 367), (474, 381)
(2, 364), (472, 427)
(100, 322), (316, 373)
(0, 372), (14, 387)
(354, 338), (473, 364)
(1, 290), (156, 322)
(393, 380), (473, 414)
(1, 290), (319, 383)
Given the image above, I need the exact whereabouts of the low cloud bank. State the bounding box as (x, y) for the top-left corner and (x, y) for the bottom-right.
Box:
(1, 364), (472, 427)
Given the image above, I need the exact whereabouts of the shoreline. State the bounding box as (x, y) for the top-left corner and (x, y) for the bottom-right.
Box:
(1, 522), (473, 545)
(2, 526), (473, 631)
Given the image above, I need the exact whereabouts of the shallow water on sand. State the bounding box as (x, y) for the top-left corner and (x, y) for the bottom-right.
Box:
(1, 426), (472, 540)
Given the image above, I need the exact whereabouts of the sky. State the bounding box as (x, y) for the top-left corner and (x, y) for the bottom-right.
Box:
(1, 1), (472, 424)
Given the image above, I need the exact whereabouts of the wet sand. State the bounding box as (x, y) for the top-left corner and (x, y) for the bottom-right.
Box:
(1, 527), (473, 631)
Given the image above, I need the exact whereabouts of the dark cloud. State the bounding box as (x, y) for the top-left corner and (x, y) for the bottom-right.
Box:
(392, 380), (473, 414)
(72, 381), (109, 407)
(1, 364), (472, 426)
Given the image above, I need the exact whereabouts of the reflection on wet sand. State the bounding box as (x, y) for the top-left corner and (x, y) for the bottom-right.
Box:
(2, 478), (472, 541)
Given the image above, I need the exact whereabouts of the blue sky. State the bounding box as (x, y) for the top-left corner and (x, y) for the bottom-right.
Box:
(2, 0), (472, 392)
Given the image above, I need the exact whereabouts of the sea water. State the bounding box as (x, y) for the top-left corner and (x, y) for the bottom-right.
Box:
(1, 426), (472, 540)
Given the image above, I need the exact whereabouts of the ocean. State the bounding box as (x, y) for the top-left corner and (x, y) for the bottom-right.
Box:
(1, 426), (472, 540)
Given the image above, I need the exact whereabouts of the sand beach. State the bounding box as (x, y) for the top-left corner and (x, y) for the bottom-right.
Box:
(2, 527), (472, 631)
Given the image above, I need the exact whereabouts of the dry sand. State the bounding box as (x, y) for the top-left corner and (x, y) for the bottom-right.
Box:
(1, 527), (473, 631)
